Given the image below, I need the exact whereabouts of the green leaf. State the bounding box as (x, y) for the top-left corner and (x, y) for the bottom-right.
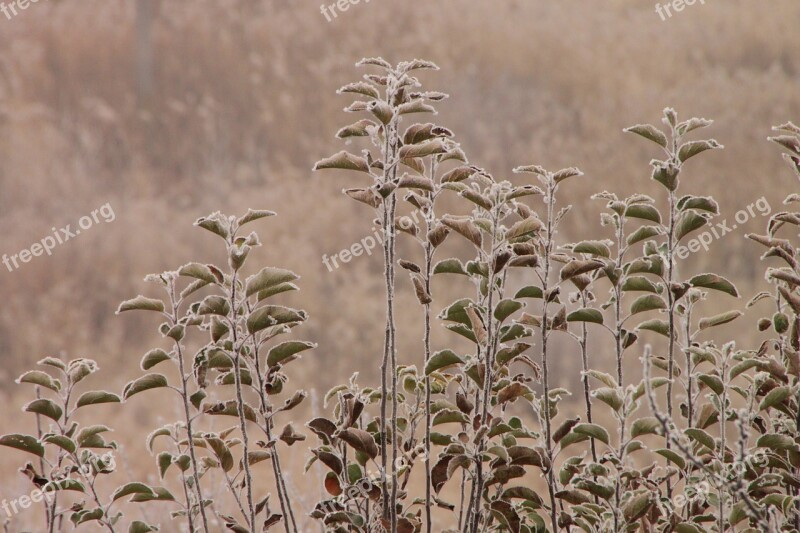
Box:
(685, 428), (716, 451)
(157, 452), (172, 479)
(38, 357), (66, 371)
(177, 262), (217, 284)
(76, 425), (113, 448)
(760, 386), (791, 411)
(514, 286), (543, 299)
(627, 225), (662, 246)
(42, 435), (77, 454)
(675, 523), (704, 533)
(197, 295), (230, 316)
(16, 370), (61, 392)
(494, 299), (524, 322)
(112, 483), (156, 503)
(433, 258), (467, 276)
(123, 374), (169, 400)
(622, 276), (660, 294)
(129, 486), (175, 502)
(584, 370), (618, 388)
(205, 400), (259, 423)
(267, 341), (316, 368)
(630, 294), (667, 315)
(699, 310), (743, 331)
(677, 195), (719, 215)
(697, 374), (724, 395)
(626, 255), (664, 277)
(677, 117), (713, 135)
(129, 521), (160, 533)
(593, 388), (622, 411)
(24, 399), (62, 422)
(625, 204), (662, 224)
(572, 424), (609, 445)
(622, 491), (653, 522)
(655, 448), (686, 469)
(425, 350), (465, 375)
(675, 212), (709, 242)
(566, 309), (604, 325)
(625, 124), (668, 148)
(496, 343), (532, 366)
(237, 208), (276, 226)
(194, 213), (229, 239)
(205, 436), (234, 472)
(117, 295), (165, 314)
(0, 434), (44, 457)
(71, 508), (104, 526)
(51, 478), (86, 492)
(257, 282), (299, 301)
(247, 306), (307, 334)
(630, 417), (661, 438)
(689, 273), (738, 298)
(141, 349), (172, 371)
(438, 299), (475, 326)
(76, 391), (122, 408)
(245, 267), (299, 298)
(502, 486), (543, 504)
(573, 240), (611, 258)
(756, 434), (796, 451)
(637, 319), (670, 337)
(678, 139), (722, 162)
(432, 409), (469, 426)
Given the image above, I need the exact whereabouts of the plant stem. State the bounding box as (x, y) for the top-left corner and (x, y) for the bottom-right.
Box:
(170, 284), (211, 533)
(666, 189), (676, 419)
(578, 303), (596, 464)
(229, 271), (256, 529)
(250, 334), (295, 533)
(469, 208), (499, 533)
(542, 182), (558, 533)
(423, 238), (433, 533)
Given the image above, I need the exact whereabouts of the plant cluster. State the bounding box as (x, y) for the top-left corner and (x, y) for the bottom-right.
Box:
(2, 59), (800, 533)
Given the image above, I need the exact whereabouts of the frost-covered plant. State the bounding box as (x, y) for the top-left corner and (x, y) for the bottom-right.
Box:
(0, 356), (157, 532)
(432, 167), (568, 532)
(313, 57), (451, 532)
(119, 209), (312, 533)
(10, 62), (800, 533)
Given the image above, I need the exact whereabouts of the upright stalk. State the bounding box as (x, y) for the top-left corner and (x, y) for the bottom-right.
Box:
(541, 181), (558, 533)
(665, 189), (676, 419)
(228, 270), (256, 529)
(422, 213), (434, 533)
(578, 297), (597, 464)
(468, 207), (499, 533)
(169, 283), (211, 533)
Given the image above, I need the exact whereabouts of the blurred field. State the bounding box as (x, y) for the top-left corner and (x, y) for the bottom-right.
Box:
(1, 0), (799, 529)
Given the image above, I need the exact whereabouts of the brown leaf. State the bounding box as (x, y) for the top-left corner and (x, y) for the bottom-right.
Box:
(336, 428), (378, 460)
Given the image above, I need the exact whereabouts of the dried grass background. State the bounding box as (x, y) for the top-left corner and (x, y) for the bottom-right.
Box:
(0, 0), (799, 528)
